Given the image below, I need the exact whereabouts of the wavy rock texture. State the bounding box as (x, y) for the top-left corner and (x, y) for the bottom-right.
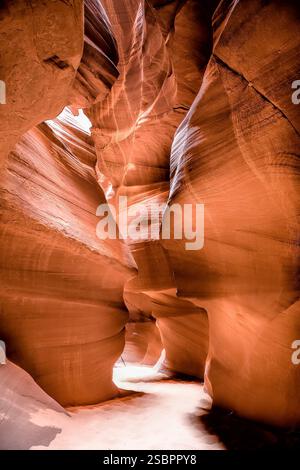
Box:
(0, 361), (66, 450)
(0, 0), (299, 428)
(122, 321), (162, 366)
(0, 0), (84, 167)
(0, 110), (135, 405)
(83, 0), (214, 380)
(161, 0), (300, 426)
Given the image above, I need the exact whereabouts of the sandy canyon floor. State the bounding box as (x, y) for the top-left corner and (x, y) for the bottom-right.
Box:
(1, 362), (299, 450)
(31, 366), (223, 450)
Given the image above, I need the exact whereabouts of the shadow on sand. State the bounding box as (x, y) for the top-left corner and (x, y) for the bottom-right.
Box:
(189, 407), (300, 450)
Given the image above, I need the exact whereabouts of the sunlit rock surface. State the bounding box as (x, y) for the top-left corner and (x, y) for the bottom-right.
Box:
(161, 0), (300, 426)
(0, 0), (299, 430)
(0, 361), (66, 450)
(83, 0), (214, 383)
(122, 321), (163, 366)
(0, 110), (135, 405)
(0, 0), (84, 167)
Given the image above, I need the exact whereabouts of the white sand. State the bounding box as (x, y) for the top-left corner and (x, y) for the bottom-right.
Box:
(29, 365), (223, 450)
(0, 361), (223, 450)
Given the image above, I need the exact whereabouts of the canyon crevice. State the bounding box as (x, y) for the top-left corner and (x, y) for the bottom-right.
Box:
(0, 0), (299, 432)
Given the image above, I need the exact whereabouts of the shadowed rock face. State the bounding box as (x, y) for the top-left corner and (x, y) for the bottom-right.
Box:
(0, 0), (84, 168)
(161, 0), (300, 426)
(0, 0), (299, 427)
(0, 111), (135, 405)
(0, 361), (66, 450)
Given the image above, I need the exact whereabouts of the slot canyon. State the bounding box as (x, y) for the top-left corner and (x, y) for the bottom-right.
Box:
(0, 0), (299, 451)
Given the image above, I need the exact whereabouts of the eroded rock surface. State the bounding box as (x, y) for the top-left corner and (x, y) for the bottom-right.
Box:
(0, 110), (135, 405)
(0, 361), (66, 450)
(161, 0), (300, 425)
(0, 0), (84, 167)
(0, 0), (299, 428)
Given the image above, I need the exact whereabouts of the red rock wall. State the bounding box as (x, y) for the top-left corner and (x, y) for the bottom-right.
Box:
(161, 0), (300, 425)
(83, 0), (214, 382)
(0, 0), (84, 167)
(0, 0), (299, 426)
(0, 112), (135, 406)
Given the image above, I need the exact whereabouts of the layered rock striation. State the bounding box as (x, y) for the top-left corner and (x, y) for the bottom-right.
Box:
(0, 0), (299, 426)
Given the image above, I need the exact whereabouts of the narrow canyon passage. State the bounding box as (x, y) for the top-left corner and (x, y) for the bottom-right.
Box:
(33, 366), (223, 451)
(0, 358), (222, 450)
(0, 0), (299, 453)
(2, 359), (299, 450)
